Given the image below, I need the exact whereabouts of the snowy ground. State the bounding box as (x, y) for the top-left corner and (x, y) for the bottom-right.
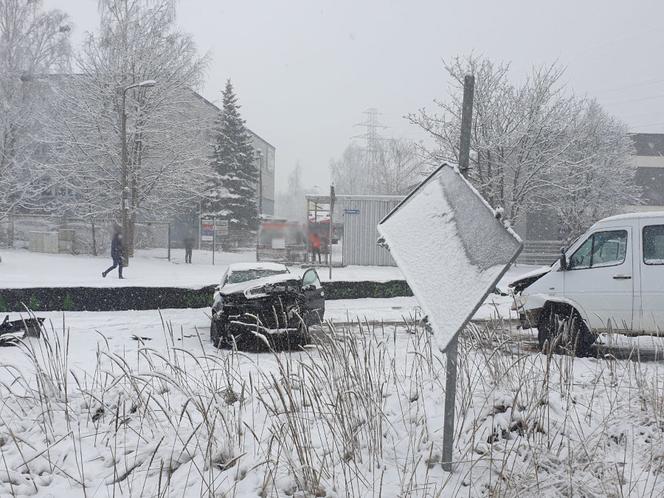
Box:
(1, 309), (664, 496)
(0, 291), (513, 329)
(0, 247), (539, 288)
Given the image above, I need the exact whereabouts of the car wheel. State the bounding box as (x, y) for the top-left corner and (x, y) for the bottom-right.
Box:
(289, 322), (311, 350)
(210, 318), (225, 348)
(210, 318), (221, 348)
(537, 303), (596, 357)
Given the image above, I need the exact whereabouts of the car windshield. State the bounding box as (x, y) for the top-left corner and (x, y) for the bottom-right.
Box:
(226, 269), (287, 284)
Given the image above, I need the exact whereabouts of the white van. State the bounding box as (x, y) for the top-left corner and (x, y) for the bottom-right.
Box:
(511, 211), (664, 354)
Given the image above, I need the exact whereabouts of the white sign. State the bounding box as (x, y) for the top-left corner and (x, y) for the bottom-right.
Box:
(377, 164), (522, 351)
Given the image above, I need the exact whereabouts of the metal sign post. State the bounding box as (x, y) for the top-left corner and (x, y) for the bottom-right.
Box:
(442, 336), (458, 471)
(377, 164), (522, 473)
(442, 73), (474, 471)
(329, 185), (335, 280)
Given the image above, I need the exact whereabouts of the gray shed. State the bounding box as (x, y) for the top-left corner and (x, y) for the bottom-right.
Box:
(338, 195), (404, 266)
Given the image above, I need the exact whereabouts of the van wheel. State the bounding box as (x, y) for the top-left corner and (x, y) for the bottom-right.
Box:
(537, 303), (596, 357)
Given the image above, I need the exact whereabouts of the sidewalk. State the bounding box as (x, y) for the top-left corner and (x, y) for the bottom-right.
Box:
(0, 247), (540, 290)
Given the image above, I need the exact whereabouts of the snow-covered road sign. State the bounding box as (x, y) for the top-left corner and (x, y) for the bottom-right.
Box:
(377, 163), (523, 352)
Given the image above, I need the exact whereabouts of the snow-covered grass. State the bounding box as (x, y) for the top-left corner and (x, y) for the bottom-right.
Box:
(1, 311), (664, 496)
(0, 247), (539, 288)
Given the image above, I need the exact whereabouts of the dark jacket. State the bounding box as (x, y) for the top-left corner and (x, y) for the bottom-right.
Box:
(184, 235), (195, 250)
(111, 234), (123, 261)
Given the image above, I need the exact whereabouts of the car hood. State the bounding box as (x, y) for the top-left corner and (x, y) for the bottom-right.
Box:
(219, 273), (301, 295)
(508, 265), (552, 293)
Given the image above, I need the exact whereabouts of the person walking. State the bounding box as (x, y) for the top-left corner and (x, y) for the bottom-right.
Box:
(184, 230), (195, 264)
(102, 230), (124, 279)
(309, 231), (322, 264)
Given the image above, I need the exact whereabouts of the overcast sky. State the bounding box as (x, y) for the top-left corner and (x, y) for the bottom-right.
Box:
(45, 0), (664, 192)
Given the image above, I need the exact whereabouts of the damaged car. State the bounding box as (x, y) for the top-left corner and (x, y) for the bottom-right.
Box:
(210, 263), (325, 351)
(1, 315), (44, 346)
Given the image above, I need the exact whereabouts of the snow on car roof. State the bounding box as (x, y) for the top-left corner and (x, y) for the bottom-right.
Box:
(220, 272), (300, 295)
(226, 262), (289, 273)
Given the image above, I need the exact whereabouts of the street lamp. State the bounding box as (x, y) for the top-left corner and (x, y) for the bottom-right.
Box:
(256, 150), (263, 216)
(120, 79), (156, 265)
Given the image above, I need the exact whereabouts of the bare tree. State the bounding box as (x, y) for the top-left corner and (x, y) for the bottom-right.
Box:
(544, 101), (640, 241)
(330, 138), (427, 195)
(329, 143), (368, 195)
(46, 0), (208, 251)
(409, 55), (638, 235)
(373, 138), (427, 194)
(0, 0), (70, 220)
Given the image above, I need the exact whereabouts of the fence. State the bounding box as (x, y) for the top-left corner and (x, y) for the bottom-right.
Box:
(0, 214), (172, 257)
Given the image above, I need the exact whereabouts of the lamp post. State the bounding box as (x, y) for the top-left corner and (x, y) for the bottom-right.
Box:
(120, 79), (156, 265)
(256, 150), (263, 216)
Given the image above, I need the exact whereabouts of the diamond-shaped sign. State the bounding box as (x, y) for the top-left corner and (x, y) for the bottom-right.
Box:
(377, 163), (523, 351)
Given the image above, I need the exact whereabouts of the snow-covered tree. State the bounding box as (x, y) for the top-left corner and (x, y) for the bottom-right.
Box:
(204, 79), (259, 233)
(329, 143), (367, 195)
(0, 0), (70, 220)
(45, 0), (208, 251)
(409, 55), (639, 236)
(330, 138), (427, 195)
(374, 138), (428, 194)
(544, 101), (640, 241)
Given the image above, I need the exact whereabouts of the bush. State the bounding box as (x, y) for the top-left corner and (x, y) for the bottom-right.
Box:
(0, 280), (412, 311)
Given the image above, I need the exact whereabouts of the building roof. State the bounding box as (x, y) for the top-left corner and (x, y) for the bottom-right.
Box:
(28, 73), (275, 150)
(187, 88), (275, 149)
(630, 133), (664, 156)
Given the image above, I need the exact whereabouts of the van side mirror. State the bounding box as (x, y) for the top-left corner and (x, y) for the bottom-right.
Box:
(559, 247), (567, 271)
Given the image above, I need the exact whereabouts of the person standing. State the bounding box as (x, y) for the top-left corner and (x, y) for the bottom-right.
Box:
(184, 230), (195, 264)
(309, 231), (321, 264)
(102, 229), (124, 279)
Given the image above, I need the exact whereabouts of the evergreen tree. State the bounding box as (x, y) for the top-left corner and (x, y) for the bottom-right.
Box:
(205, 79), (259, 232)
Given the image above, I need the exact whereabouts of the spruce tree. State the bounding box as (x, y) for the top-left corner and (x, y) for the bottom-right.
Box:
(205, 79), (259, 233)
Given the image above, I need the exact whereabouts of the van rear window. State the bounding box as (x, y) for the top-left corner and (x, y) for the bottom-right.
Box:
(643, 225), (664, 265)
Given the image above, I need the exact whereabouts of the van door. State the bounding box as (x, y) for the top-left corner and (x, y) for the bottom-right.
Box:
(640, 223), (664, 332)
(563, 227), (634, 331)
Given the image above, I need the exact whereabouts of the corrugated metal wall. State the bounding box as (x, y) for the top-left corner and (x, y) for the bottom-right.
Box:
(340, 196), (403, 266)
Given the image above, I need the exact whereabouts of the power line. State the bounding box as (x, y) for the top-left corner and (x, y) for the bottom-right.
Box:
(601, 93), (664, 106)
(593, 77), (664, 95)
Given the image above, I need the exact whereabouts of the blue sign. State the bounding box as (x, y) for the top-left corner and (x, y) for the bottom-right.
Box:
(345, 208), (360, 215)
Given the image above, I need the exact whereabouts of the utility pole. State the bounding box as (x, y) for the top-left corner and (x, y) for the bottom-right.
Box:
(458, 75), (475, 178)
(442, 73), (474, 473)
(256, 150), (263, 216)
